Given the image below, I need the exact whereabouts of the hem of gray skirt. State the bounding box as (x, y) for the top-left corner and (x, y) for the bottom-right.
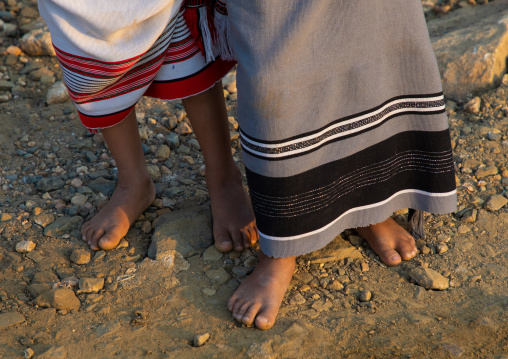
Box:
(259, 190), (457, 258)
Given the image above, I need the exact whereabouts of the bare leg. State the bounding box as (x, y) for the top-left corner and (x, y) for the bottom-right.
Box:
(182, 82), (258, 252)
(228, 252), (296, 330)
(81, 109), (155, 250)
(355, 217), (417, 266)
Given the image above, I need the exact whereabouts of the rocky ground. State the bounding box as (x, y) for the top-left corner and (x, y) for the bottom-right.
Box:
(0, 1), (507, 358)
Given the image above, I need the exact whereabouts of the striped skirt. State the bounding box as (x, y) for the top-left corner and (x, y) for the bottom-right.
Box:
(227, 0), (457, 257)
(38, 0), (234, 131)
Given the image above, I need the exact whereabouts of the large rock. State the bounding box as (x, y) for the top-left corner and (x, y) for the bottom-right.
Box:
(429, 0), (508, 99)
(148, 203), (213, 259)
(304, 234), (362, 264)
(19, 29), (56, 56)
(34, 288), (81, 311)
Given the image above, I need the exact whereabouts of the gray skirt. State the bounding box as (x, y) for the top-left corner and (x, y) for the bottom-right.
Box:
(227, 0), (457, 257)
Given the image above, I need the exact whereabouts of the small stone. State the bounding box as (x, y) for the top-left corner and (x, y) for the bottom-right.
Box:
(475, 166), (498, 179)
(95, 321), (121, 337)
(289, 292), (306, 305)
(348, 235), (364, 246)
(141, 220), (152, 233)
(46, 81), (69, 105)
(16, 240), (36, 253)
(328, 280), (344, 291)
(464, 97), (481, 114)
(117, 239), (129, 249)
(19, 29), (56, 56)
(34, 213), (55, 227)
(71, 193), (88, 206)
(360, 262), (370, 272)
(175, 122), (192, 135)
(70, 178), (83, 188)
(484, 194), (508, 212)
(88, 177), (116, 196)
(165, 132), (180, 149)
(202, 288), (216, 296)
(193, 333), (210, 347)
(24, 348), (34, 359)
(155, 145), (170, 160)
(34, 288), (81, 311)
(0, 213), (12, 221)
(36, 177), (65, 192)
(79, 278), (105, 293)
(202, 246), (223, 262)
(26, 251), (44, 263)
(70, 248), (91, 265)
(0, 312), (25, 328)
(44, 216), (84, 237)
(409, 267), (449, 290)
(436, 244), (449, 254)
(457, 225), (470, 234)
(358, 290), (372, 302)
(205, 267), (231, 285)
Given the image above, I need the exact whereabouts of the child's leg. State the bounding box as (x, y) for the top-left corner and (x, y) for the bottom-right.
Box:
(182, 82), (258, 252)
(228, 252), (296, 330)
(228, 218), (417, 330)
(355, 218), (418, 266)
(82, 109), (155, 250)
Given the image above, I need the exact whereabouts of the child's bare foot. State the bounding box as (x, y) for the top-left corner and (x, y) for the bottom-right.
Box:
(355, 217), (418, 266)
(228, 252), (295, 330)
(206, 165), (258, 252)
(81, 175), (155, 250)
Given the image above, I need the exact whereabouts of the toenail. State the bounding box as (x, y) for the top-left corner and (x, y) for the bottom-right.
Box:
(391, 254), (401, 261)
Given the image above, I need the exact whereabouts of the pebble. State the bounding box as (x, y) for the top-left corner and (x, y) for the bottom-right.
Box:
(15, 240), (36, 253)
(202, 245), (223, 262)
(457, 225), (470, 234)
(36, 177), (65, 192)
(87, 177), (116, 196)
(484, 194), (508, 211)
(205, 267), (231, 285)
(436, 244), (449, 254)
(475, 166), (498, 179)
(79, 278), (105, 293)
(165, 132), (180, 149)
(44, 216), (84, 238)
(193, 333), (210, 347)
(202, 288), (216, 296)
(358, 290), (372, 302)
(464, 97), (481, 114)
(46, 81), (69, 104)
(409, 267), (449, 290)
(0, 213), (12, 221)
(70, 248), (91, 265)
(289, 292), (306, 305)
(34, 213), (55, 227)
(24, 348), (34, 359)
(19, 29), (56, 56)
(71, 193), (88, 206)
(34, 288), (81, 311)
(155, 145), (171, 160)
(328, 280), (344, 291)
(70, 178), (83, 188)
(37, 346), (68, 359)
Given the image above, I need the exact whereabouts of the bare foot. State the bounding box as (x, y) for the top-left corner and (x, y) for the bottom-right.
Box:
(228, 252), (296, 330)
(81, 175), (155, 250)
(206, 165), (258, 252)
(355, 217), (418, 266)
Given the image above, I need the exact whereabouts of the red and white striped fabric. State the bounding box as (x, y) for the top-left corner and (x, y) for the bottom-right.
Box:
(38, 0), (235, 131)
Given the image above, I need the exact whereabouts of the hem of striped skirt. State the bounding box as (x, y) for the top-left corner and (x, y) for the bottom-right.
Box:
(258, 189), (457, 258)
(79, 58), (236, 132)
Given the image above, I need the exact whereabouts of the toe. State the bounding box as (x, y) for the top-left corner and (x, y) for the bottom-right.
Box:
(228, 294), (239, 312)
(214, 228), (234, 253)
(98, 231), (123, 251)
(235, 301), (252, 323)
(240, 228), (251, 249)
(248, 225), (259, 246)
(397, 238), (417, 261)
(242, 302), (262, 326)
(254, 306), (278, 330)
(379, 248), (402, 266)
(231, 230), (244, 252)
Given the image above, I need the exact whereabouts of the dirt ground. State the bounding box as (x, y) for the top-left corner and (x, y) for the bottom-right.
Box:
(0, 2), (507, 359)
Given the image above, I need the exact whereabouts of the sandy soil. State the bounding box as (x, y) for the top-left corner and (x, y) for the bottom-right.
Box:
(0, 1), (507, 358)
